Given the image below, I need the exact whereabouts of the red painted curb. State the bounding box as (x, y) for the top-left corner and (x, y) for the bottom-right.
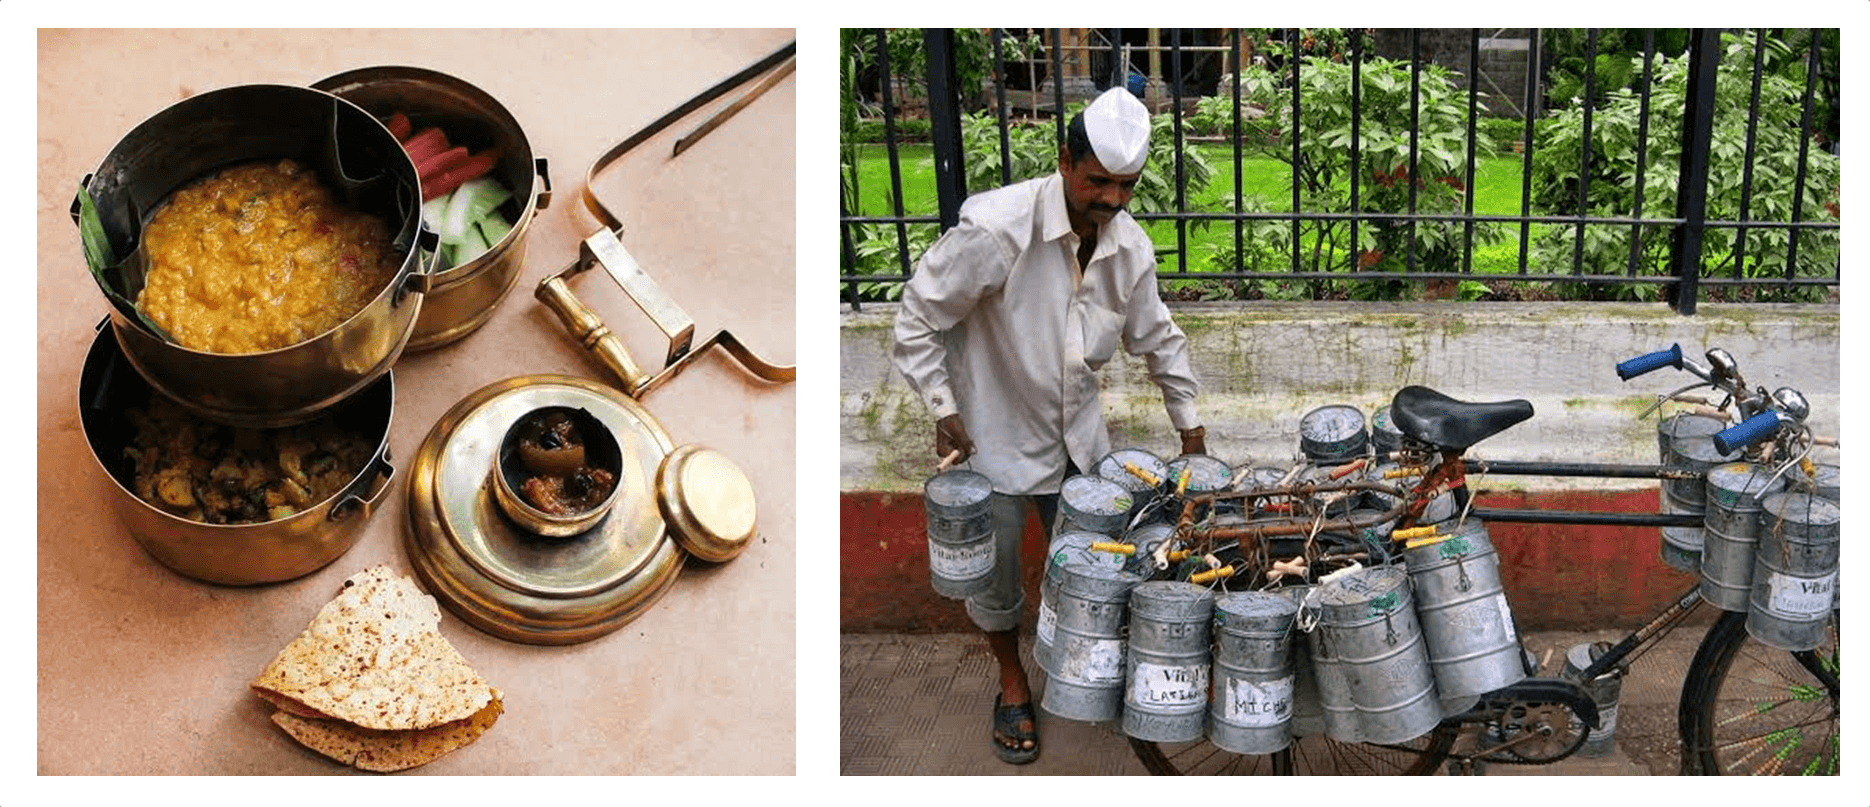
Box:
(841, 488), (1698, 634)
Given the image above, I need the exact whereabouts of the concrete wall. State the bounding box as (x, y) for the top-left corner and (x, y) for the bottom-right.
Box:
(843, 301), (1840, 494)
(839, 302), (1839, 633)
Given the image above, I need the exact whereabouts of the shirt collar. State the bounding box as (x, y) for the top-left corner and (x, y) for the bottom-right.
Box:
(1040, 172), (1076, 245)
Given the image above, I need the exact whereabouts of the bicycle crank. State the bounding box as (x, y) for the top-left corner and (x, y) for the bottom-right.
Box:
(1444, 677), (1598, 766)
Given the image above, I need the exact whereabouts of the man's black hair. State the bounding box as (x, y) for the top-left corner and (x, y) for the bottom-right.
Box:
(1064, 112), (1093, 165)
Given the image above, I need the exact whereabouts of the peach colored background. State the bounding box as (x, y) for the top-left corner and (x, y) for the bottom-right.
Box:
(37, 28), (796, 775)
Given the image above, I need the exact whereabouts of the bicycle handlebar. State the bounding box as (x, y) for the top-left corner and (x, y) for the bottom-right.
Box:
(1616, 344), (1683, 381)
(1713, 411), (1782, 455)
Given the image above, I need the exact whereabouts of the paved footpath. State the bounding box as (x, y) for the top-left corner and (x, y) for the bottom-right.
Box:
(842, 628), (1709, 776)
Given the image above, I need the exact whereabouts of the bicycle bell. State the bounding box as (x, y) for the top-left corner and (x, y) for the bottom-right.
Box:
(1705, 348), (1741, 387)
(1771, 387), (1810, 424)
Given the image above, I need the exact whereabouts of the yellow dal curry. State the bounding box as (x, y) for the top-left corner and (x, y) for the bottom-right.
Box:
(138, 159), (400, 354)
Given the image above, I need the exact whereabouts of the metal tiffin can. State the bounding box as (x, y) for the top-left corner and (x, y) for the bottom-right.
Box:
(1561, 642), (1622, 758)
(1308, 564), (1442, 744)
(1208, 591), (1300, 754)
(1698, 462), (1789, 612)
(1298, 404), (1369, 465)
(1120, 581), (1215, 742)
(921, 469), (994, 599)
(1036, 531), (1130, 675)
(1059, 473), (1138, 536)
(1656, 411), (1725, 463)
(1747, 493), (1841, 651)
(1369, 404), (1405, 460)
(1041, 563), (1144, 722)
(1659, 435), (1740, 573)
(1095, 448), (1167, 522)
(1401, 519), (1526, 700)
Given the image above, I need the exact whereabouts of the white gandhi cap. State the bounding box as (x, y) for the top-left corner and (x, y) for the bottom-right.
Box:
(1084, 87), (1151, 174)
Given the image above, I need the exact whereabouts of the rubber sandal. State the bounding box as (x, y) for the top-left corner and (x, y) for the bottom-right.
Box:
(991, 694), (1040, 764)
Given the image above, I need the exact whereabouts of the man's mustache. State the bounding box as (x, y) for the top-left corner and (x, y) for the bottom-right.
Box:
(1089, 203), (1123, 214)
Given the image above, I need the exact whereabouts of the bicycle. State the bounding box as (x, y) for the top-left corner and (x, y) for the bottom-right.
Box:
(1108, 344), (1838, 775)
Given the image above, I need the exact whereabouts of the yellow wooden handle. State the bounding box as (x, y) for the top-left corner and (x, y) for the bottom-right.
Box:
(1168, 548), (1192, 562)
(1089, 542), (1136, 555)
(1122, 461), (1161, 487)
(1393, 525), (1440, 543)
(1384, 466), (1428, 479)
(1189, 565), (1235, 585)
(1176, 468), (1192, 496)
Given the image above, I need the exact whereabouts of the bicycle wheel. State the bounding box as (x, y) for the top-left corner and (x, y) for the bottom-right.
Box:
(1682, 609), (1839, 775)
(1129, 723), (1458, 775)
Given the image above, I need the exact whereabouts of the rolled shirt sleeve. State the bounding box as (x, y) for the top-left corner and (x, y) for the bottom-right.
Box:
(892, 222), (1008, 421)
(1122, 263), (1201, 432)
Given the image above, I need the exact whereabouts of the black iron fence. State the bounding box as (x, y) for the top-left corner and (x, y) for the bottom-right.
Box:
(839, 28), (1840, 314)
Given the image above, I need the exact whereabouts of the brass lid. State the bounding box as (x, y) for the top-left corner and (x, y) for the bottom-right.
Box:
(655, 444), (756, 563)
(405, 374), (681, 645)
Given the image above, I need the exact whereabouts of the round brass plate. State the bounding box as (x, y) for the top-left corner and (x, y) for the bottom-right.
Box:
(405, 374), (682, 645)
(656, 444), (757, 563)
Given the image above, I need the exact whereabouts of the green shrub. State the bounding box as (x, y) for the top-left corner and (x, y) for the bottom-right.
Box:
(1528, 30), (1839, 301)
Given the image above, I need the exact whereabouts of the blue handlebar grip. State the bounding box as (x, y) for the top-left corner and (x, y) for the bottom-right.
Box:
(1713, 411), (1782, 456)
(1615, 344), (1683, 381)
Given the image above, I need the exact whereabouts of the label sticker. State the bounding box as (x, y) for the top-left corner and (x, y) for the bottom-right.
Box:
(929, 538), (994, 579)
(1222, 676), (1296, 726)
(1037, 601), (1057, 645)
(1768, 571), (1837, 616)
(1496, 592), (1518, 642)
(1131, 662), (1209, 707)
(1080, 639), (1126, 683)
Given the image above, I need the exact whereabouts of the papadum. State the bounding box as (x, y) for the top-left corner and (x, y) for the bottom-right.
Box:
(253, 566), (502, 771)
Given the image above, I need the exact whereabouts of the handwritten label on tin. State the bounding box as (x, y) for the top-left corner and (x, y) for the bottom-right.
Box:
(1768, 572), (1837, 616)
(1077, 639), (1126, 684)
(1130, 662), (1209, 707)
(1223, 676), (1295, 726)
(1496, 593), (1518, 642)
(1037, 601), (1057, 645)
(928, 539), (994, 580)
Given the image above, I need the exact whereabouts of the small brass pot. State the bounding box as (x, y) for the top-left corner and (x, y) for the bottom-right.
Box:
(78, 322), (397, 586)
(313, 66), (550, 352)
(492, 406), (624, 538)
(77, 83), (433, 428)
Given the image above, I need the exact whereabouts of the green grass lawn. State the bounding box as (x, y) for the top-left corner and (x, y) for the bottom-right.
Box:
(847, 143), (1548, 278)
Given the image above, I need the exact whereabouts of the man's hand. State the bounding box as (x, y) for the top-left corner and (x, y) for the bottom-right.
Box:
(1179, 425), (1207, 457)
(936, 414), (976, 467)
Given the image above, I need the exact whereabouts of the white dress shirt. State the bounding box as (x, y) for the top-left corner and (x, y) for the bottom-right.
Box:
(893, 172), (1200, 496)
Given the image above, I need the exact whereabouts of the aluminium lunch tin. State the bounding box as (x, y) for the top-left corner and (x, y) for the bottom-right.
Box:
(78, 321), (396, 585)
(314, 66), (551, 352)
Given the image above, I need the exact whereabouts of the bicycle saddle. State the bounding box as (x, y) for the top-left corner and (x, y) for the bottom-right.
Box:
(1389, 386), (1534, 451)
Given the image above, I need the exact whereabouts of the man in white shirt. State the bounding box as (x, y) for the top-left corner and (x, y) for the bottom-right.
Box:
(893, 87), (1205, 764)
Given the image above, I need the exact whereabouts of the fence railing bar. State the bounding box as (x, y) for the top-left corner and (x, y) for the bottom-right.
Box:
(841, 176), (862, 311)
(1462, 29), (1480, 276)
(1517, 29), (1539, 275)
(1171, 32), (1190, 275)
(1349, 29), (1364, 275)
(923, 28), (968, 230)
(1052, 29), (1067, 145)
(875, 29), (915, 280)
(1406, 29), (1422, 274)
(1628, 30), (1656, 278)
(1232, 28), (1245, 273)
(1289, 28), (1303, 276)
(1572, 29), (1599, 276)
(1785, 28), (1821, 281)
(1669, 29), (1722, 313)
(990, 29), (1013, 188)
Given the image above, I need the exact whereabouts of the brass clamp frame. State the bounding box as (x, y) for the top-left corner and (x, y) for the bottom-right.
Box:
(535, 41), (797, 400)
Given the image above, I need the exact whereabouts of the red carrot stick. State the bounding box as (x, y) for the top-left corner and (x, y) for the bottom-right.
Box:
(401, 127), (449, 166)
(385, 112), (412, 141)
(415, 146), (472, 183)
(423, 152), (497, 201)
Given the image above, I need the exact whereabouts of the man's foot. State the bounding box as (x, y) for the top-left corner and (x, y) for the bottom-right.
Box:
(992, 694), (1039, 764)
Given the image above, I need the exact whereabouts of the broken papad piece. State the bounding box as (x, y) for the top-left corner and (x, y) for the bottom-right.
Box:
(251, 566), (496, 732)
(271, 691), (505, 773)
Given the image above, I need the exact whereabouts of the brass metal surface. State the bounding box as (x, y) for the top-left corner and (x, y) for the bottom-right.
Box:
(313, 66), (553, 353)
(404, 374), (682, 644)
(490, 406), (625, 538)
(79, 84), (433, 428)
(656, 444), (757, 563)
(79, 324), (397, 585)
